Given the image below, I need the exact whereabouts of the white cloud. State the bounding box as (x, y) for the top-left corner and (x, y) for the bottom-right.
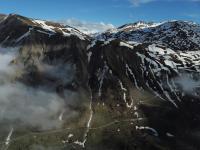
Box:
(59, 19), (115, 35)
(174, 74), (200, 93)
(129, 0), (200, 7)
(0, 47), (80, 130)
(129, 0), (156, 6)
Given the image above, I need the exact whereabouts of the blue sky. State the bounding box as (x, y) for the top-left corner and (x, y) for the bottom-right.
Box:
(0, 0), (200, 26)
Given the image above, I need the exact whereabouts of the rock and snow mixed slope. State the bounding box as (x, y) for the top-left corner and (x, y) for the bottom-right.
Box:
(88, 40), (200, 108)
(97, 20), (200, 51)
(93, 21), (200, 93)
(88, 21), (200, 108)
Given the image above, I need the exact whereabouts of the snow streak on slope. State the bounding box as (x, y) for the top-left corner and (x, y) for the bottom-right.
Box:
(5, 128), (14, 146)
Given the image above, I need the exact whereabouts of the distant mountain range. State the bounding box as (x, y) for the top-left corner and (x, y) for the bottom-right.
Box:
(0, 13), (200, 150)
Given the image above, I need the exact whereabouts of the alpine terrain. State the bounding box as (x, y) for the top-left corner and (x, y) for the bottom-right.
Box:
(0, 14), (200, 150)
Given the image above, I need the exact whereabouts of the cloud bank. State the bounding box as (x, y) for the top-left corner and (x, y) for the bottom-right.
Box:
(60, 19), (115, 35)
(174, 74), (200, 94)
(0, 47), (79, 130)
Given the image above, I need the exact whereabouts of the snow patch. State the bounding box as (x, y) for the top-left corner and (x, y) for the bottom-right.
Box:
(5, 127), (14, 145)
(136, 126), (158, 136)
(119, 42), (133, 49)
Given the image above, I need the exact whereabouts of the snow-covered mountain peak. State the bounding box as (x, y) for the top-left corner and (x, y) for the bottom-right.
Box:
(117, 21), (160, 32)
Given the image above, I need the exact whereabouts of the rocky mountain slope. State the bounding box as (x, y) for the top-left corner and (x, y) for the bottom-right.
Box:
(0, 14), (200, 150)
(88, 20), (200, 150)
(90, 20), (200, 106)
(0, 14), (91, 89)
(97, 21), (200, 51)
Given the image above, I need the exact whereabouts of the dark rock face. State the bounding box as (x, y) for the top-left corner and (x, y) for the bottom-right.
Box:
(0, 14), (6, 22)
(1, 14), (200, 150)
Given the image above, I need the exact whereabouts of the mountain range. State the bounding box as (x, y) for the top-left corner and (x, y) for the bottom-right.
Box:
(0, 14), (200, 150)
